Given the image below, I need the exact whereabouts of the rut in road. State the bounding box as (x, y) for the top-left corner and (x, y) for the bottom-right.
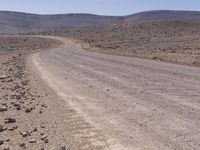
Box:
(31, 36), (200, 150)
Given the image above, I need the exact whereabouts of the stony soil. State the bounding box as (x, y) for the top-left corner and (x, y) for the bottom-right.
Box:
(0, 37), (67, 150)
(39, 20), (200, 67)
(0, 36), (61, 53)
(0, 36), (114, 150)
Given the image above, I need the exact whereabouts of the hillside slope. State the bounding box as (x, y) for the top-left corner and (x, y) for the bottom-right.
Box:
(125, 10), (200, 22)
(2, 10), (200, 34)
(0, 11), (122, 34)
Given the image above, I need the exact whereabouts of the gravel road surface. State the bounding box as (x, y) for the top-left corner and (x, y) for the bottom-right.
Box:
(31, 36), (200, 150)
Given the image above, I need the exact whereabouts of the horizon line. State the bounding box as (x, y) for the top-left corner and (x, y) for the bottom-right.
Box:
(0, 9), (200, 16)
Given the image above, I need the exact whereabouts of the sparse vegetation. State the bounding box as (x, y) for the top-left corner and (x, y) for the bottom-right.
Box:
(0, 36), (61, 53)
(36, 20), (200, 67)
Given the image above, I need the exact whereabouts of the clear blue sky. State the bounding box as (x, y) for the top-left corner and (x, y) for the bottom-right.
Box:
(0, 0), (200, 16)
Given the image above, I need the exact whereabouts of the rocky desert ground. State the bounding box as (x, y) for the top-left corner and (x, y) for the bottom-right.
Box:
(1, 10), (200, 150)
(0, 37), (67, 150)
(0, 36), (118, 150)
(40, 20), (200, 67)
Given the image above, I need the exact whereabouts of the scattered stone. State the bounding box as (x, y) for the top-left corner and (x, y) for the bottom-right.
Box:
(44, 138), (48, 143)
(7, 79), (13, 82)
(15, 95), (21, 100)
(19, 143), (26, 147)
(39, 110), (43, 114)
(16, 105), (21, 111)
(5, 138), (10, 142)
(20, 131), (28, 137)
(25, 108), (32, 113)
(0, 140), (4, 145)
(41, 104), (47, 108)
(12, 102), (20, 107)
(0, 106), (8, 112)
(0, 125), (6, 132)
(0, 75), (7, 80)
(29, 139), (36, 143)
(33, 127), (37, 132)
(2, 103), (7, 106)
(40, 132), (44, 136)
(5, 117), (16, 124)
(0, 127), (3, 132)
(30, 106), (35, 110)
(41, 135), (47, 140)
(8, 125), (18, 131)
(22, 81), (28, 86)
(61, 146), (66, 150)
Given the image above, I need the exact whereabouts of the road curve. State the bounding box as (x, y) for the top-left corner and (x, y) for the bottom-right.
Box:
(31, 36), (200, 150)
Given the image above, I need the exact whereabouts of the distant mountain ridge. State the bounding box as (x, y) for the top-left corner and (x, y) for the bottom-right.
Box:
(0, 11), (123, 34)
(125, 10), (200, 22)
(1, 10), (200, 34)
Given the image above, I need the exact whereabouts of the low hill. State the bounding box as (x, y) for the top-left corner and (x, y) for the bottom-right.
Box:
(0, 11), (123, 34)
(125, 10), (200, 22)
(2, 10), (200, 34)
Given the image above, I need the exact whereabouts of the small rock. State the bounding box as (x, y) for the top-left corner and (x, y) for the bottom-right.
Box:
(30, 106), (35, 110)
(41, 104), (47, 108)
(25, 108), (32, 113)
(40, 132), (44, 136)
(5, 138), (10, 142)
(0, 125), (3, 132)
(20, 131), (28, 137)
(33, 127), (37, 132)
(41, 124), (45, 128)
(0, 106), (8, 112)
(21, 81), (28, 86)
(15, 95), (21, 100)
(8, 125), (18, 131)
(44, 139), (48, 143)
(7, 79), (13, 82)
(5, 118), (16, 124)
(41, 135), (47, 140)
(16, 106), (21, 111)
(29, 139), (36, 143)
(19, 143), (26, 147)
(0, 140), (4, 145)
(2, 103), (7, 106)
(0, 75), (7, 80)
(0, 125), (6, 132)
(13, 102), (20, 107)
(61, 146), (66, 150)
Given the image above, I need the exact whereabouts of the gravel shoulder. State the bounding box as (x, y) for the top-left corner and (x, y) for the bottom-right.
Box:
(0, 38), (71, 150)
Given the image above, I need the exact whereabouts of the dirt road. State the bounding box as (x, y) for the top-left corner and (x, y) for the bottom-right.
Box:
(31, 36), (200, 150)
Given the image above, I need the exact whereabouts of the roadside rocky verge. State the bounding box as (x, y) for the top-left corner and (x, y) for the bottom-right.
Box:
(0, 37), (67, 150)
(0, 36), (61, 53)
(0, 36), (111, 150)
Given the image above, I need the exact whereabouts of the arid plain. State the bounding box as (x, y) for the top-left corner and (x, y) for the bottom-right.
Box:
(1, 10), (200, 150)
